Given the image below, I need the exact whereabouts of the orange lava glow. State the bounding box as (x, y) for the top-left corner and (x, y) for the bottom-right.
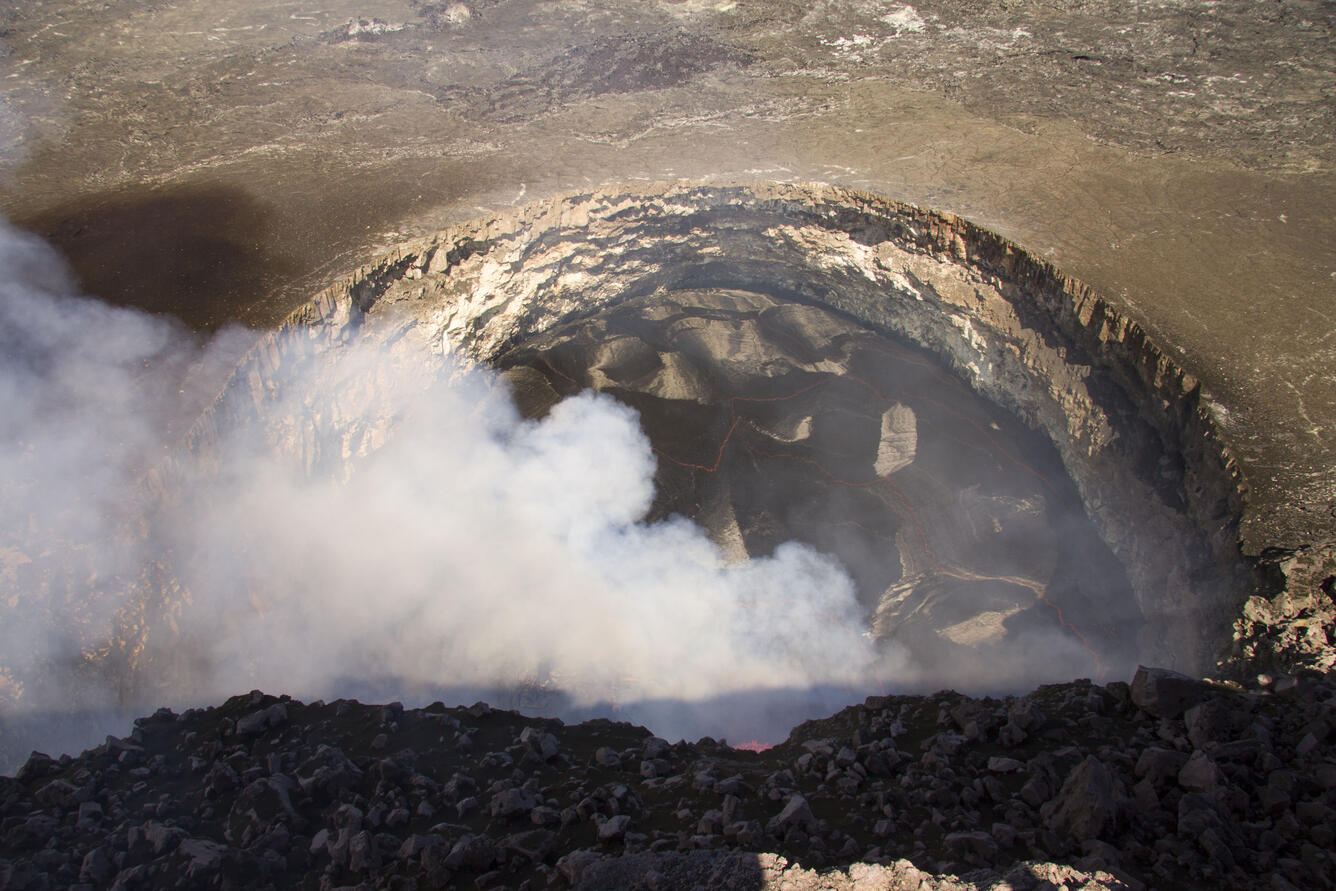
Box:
(732, 740), (775, 752)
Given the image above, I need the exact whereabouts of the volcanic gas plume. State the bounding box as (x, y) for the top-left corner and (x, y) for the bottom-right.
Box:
(1, 216), (880, 766)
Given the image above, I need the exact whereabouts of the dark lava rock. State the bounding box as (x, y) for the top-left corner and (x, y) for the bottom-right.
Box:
(1041, 755), (1118, 842)
(3, 673), (1336, 889)
(1130, 665), (1215, 718)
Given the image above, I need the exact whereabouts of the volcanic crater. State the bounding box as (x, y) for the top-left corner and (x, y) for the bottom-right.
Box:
(5, 181), (1333, 891)
(181, 180), (1249, 698)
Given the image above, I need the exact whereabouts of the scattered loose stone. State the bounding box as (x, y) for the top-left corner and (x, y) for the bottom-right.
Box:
(3, 672), (1334, 889)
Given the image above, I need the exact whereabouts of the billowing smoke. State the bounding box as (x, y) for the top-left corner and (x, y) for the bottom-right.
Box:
(0, 217), (889, 768)
(172, 332), (883, 728)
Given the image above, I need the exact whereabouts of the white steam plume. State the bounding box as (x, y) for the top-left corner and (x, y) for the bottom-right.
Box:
(172, 335), (882, 717)
(0, 216), (886, 767)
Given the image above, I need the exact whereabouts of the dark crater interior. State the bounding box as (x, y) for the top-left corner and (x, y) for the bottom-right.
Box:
(496, 287), (1141, 687)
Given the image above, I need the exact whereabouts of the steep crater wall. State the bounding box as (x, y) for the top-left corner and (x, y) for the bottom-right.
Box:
(188, 181), (1250, 679)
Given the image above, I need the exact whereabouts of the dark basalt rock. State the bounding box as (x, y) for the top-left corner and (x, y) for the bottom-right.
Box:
(1130, 666), (1215, 719)
(2, 673), (1334, 889)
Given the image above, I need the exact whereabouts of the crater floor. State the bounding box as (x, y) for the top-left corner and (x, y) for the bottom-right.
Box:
(498, 288), (1140, 687)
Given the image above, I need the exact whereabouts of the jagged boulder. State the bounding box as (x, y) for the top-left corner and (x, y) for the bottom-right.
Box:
(1130, 666), (1214, 718)
(1042, 756), (1118, 842)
